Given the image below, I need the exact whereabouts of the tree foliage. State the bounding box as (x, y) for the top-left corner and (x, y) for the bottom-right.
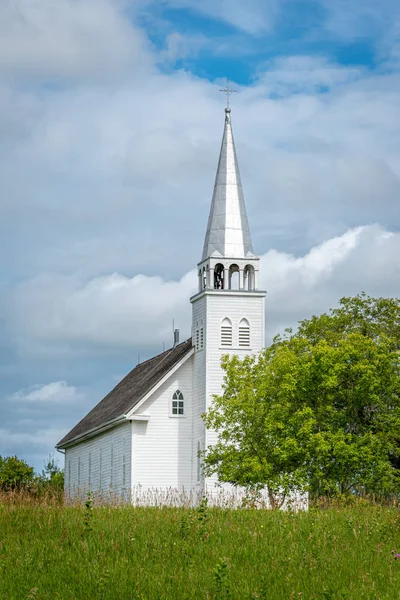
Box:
(203, 294), (400, 501)
(37, 455), (64, 491)
(0, 454), (64, 493)
(0, 455), (35, 490)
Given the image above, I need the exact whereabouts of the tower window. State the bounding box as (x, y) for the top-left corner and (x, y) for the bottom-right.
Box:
(172, 390), (184, 416)
(200, 327), (204, 349)
(196, 329), (200, 350)
(214, 263), (224, 289)
(239, 318), (250, 347)
(244, 265), (255, 291)
(221, 317), (233, 347)
(229, 264), (240, 290)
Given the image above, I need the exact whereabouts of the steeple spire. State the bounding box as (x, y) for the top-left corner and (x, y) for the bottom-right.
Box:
(202, 107), (254, 261)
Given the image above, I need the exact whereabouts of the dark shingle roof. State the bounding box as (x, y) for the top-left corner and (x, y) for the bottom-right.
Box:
(57, 338), (193, 448)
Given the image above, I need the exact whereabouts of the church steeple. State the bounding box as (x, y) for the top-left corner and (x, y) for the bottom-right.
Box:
(196, 106), (260, 293)
(190, 101), (266, 493)
(202, 107), (254, 261)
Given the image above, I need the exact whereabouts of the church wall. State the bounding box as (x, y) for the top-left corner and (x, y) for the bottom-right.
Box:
(64, 421), (132, 502)
(205, 292), (265, 491)
(191, 297), (207, 492)
(132, 357), (193, 492)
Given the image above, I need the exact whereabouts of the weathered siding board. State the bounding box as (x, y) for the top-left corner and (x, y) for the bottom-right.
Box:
(65, 421), (131, 500)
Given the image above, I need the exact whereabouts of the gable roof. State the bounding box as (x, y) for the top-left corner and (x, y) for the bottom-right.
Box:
(57, 338), (193, 448)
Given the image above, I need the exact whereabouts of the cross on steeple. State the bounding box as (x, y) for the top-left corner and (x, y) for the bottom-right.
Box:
(219, 77), (237, 109)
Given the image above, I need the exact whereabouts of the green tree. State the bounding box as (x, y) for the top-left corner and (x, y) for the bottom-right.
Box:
(37, 455), (64, 491)
(0, 455), (35, 490)
(294, 292), (400, 347)
(203, 295), (400, 502)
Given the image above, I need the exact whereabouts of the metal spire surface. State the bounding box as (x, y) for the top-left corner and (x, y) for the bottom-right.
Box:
(202, 107), (254, 261)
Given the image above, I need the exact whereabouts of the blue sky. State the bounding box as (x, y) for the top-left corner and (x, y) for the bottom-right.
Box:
(1, 0), (400, 472)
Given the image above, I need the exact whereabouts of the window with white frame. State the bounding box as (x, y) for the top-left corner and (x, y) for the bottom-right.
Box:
(221, 317), (233, 347)
(200, 327), (204, 349)
(238, 318), (250, 347)
(196, 329), (200, 350)
(171, 390), (184, 416)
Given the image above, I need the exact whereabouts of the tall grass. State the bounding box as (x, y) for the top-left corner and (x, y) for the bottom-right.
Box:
(1, 494), (400, 599)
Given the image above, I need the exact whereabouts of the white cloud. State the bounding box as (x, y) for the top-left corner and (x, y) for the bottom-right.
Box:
(8, 225), (400, 355)
(257, 55), (364, 96)
(0, 0), (152, 82)
(158, 31), (208, 64)
(262, 224), (400, 338)
(1, 61), (400, 286)
(11, 381), (85, 404)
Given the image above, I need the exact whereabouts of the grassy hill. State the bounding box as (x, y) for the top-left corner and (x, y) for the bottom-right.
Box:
(1, 498), (400, 599)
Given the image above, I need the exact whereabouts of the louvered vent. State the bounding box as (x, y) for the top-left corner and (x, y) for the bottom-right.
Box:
(239, 319), (250, 347)
(221, 318), (232, 347)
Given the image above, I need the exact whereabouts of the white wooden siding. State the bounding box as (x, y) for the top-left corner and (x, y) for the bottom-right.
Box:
(191, 291), (265, 492)
(65, 421), (131, 501)
(132, 357), (193, 491)
(191, 298), (207, 491)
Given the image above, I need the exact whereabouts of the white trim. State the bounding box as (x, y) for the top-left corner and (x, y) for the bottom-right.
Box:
(190, 289), (266, 303)
(130, 414), (150, 421)
(219, 347), (253, 351)
(125, 348), (194, 418)
(130, 420), (135, 491)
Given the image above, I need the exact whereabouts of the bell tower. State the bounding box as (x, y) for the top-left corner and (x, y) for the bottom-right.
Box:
(191, 105), (266, 492)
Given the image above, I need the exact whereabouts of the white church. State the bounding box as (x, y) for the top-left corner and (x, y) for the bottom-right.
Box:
(57, 104), (267, 502)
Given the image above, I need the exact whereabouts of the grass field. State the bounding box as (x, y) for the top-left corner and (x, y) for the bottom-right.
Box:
(1, 498), (400, 600)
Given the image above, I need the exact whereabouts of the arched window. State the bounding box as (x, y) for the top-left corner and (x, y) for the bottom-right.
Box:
(172, 390), (184, 416)
(239, 318), (250, 347)
(229, 264), (240, 290)
(221, 317), (233, 347)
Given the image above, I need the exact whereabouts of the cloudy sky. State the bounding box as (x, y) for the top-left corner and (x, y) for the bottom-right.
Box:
(1, 0), (400, 472)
